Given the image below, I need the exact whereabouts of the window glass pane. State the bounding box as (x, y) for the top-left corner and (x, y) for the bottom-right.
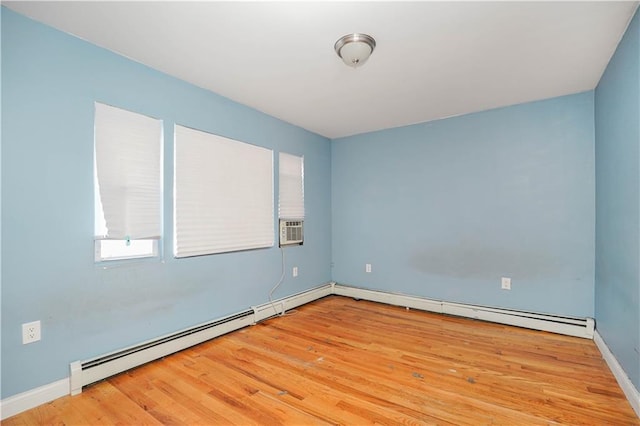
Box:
(96, 239), (157, 261)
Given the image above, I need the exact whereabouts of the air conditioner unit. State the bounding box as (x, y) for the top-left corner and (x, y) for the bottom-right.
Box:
(279, 219), (303, 246)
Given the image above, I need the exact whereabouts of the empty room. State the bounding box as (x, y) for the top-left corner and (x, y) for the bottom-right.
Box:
(1, 1), (639, 424)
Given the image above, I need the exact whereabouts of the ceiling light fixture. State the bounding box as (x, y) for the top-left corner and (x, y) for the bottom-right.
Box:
(334, 33), (376, 68)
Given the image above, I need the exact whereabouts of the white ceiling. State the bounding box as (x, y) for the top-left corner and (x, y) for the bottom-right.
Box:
(4, 1), (638, 139)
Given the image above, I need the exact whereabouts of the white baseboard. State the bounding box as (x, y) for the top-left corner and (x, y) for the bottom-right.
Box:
(594, 330), (640, 418)
(333, 284), (594, 338)
(3, 283), (637, 420)
(2, 282), (333, 418)
(252, 283), (333, 322)
(71, 283), (334, 395)
(333, 284), (443, 313)
(0, 378), (69, 420)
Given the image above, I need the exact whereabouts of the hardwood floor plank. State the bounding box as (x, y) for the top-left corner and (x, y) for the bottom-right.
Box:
(252, 309), (552, 425)
(3, 295), (638, 425)
(111, 360), (257, 424)
(210, 342), (427, 424)
(233, 324), (492, 424)
(183, 346), (370, 425)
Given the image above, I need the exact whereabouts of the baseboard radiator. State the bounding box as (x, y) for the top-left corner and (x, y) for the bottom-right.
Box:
(70, 282), (593, 395)
(332, 284), (595, 339)
(70, 283), (333, 395)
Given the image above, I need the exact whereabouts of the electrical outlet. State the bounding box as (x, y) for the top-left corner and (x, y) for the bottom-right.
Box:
(501, 277), (511, 290)
(22, 320), (41, 344)
(365, 263), (372, 273)
(292, 266), (298, 277)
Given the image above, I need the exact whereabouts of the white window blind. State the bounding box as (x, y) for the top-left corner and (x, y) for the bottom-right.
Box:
(94, 103), (162, 241)
(279, 152), (304, 219)
(174, 125), (274, 258)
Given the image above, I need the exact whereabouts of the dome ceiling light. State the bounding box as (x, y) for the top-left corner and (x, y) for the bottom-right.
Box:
(334, 33), (376, 68)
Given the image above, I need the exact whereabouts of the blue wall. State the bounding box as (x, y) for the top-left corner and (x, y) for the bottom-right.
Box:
(1, 8), (332, 398)
(3, 3), (639, 405)
(595, 8), (640, 390)
(332, 92), (595, 318)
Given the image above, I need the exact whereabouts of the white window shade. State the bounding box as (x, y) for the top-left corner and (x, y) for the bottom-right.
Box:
(94, 103), (162, 240)
(279, 152), (304, 219)
(174, 125), (274, 258)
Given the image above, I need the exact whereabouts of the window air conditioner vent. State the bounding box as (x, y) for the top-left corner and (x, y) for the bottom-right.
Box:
(279, 220), (303, 246)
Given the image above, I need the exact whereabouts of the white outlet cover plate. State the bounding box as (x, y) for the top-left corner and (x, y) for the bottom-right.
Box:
(501, 277), (511, 290)
(22, 320), (41, 344)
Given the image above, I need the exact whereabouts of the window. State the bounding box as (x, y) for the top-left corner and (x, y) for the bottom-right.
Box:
(94, 103), (162, 261)
(95, 239), (158, 261)
(279, 152), (304, 220)
(174, 125), (273, 258)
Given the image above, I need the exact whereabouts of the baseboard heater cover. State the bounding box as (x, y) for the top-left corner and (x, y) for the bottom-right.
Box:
(70, 283), (333, 395)
(252, 283), (333, 322)
(69, 282), (592, 396)
(332, 284), (594, 339)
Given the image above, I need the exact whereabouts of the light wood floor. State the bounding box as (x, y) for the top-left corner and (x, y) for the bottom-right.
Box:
(4, 295), (639, 425)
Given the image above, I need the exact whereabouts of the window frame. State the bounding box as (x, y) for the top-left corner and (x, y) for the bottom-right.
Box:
(93, 102), (163, 262)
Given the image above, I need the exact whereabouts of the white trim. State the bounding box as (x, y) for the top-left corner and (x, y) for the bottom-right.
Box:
(1, 283), (333, 417)
(444, 302), (594, 339)
(594, 330), (640, 418)
(71, 283), (333, 394)
(333, 284), (443, 313)
(5, 283), (627, 420)
(252, 283), (332, 322)
(1, 378), (69, 420)
(333, 284), (594, 338)
(72, 313), (257, 394)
